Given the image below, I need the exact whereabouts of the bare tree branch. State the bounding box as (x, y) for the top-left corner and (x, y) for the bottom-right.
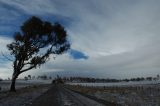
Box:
(20, 65), (35, 74)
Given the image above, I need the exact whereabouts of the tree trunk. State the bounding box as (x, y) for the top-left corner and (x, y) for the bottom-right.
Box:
(10, 76), (17, 92)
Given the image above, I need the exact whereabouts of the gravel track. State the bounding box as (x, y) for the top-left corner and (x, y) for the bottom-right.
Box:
(29, 85), (106, 106)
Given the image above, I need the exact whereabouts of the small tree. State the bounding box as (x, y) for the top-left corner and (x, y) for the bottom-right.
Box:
(157, 74), (160, 80)
(28, 75), (31, 80)
(7, 16), (70, 92)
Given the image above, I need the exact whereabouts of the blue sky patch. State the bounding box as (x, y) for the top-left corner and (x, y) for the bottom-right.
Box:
(69, 49), (88, 60)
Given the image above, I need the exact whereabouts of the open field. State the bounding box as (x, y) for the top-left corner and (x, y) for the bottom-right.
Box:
(0, 80), (160, 106)
(0, 79), (52, 91)
(66, 82), (160, 106)
(0, 83), (111, 106)
(67, 80), (160, 87)
(0, 84), (51, 106)
(0, 79), (52, 106)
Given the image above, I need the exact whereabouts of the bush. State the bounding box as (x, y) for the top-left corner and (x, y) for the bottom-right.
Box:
(52, 79), (64, 84)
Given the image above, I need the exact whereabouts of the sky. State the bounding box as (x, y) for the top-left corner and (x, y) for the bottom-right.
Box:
(0, 0), (160, 79)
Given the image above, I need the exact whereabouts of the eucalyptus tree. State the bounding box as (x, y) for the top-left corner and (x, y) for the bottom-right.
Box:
(7, 16), (70, 91)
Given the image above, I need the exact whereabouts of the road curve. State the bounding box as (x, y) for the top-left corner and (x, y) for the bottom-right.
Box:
(28, 85), (106, 106)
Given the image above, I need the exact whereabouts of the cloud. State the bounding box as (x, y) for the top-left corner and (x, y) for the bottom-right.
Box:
(0, 36), (12, 52)
(0, 0), (160, 79)
(0, 0), (56, 15)
(0, 36), (13, 79)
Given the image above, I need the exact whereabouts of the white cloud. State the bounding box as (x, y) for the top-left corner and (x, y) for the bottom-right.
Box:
(0, 36), (13, 79)
(1, 0), (160, 79)
(0, 36), (12, 52)
(0, 0), (58, 15)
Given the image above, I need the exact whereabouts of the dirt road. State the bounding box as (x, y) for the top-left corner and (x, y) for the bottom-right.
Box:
(29, 85), (107, 106)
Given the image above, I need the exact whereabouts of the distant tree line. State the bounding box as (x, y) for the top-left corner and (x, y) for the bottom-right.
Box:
(1, 74), (159, 83)
(61, 77), (120, 83)
(52, 74), (160, 83)
(23, 74), (52, 80)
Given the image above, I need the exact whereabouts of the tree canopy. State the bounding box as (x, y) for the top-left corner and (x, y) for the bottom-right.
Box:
(7, 16), (70, 91)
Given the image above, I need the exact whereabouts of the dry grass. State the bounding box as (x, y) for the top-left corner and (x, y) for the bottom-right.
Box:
(65, 84), (160, 106)
(0, 84), (51, 100)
